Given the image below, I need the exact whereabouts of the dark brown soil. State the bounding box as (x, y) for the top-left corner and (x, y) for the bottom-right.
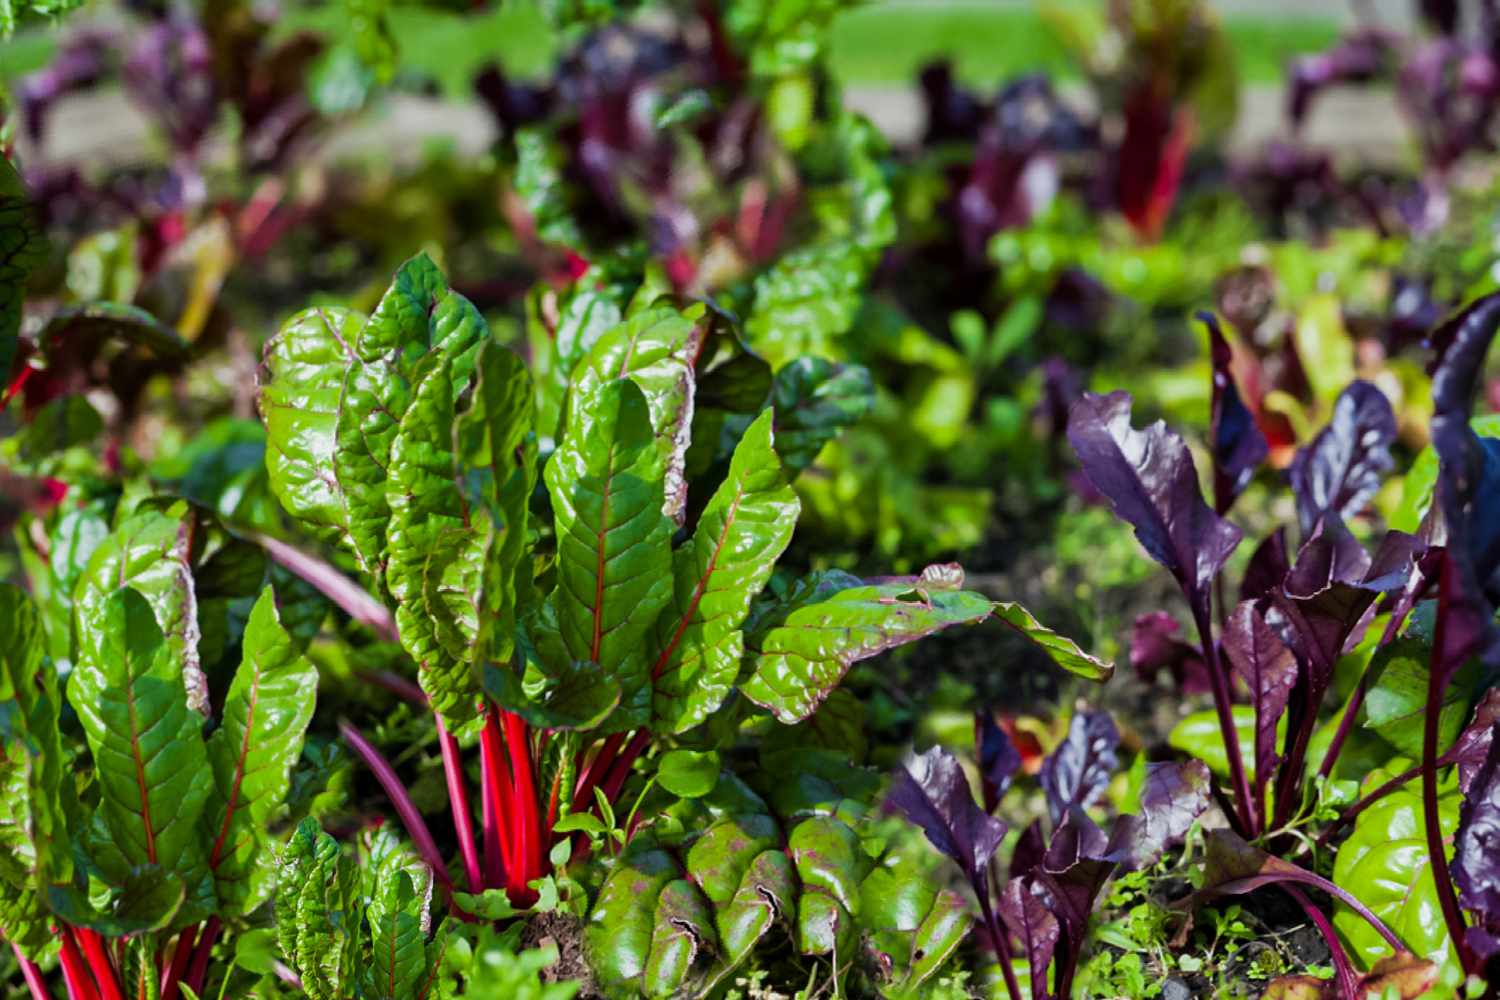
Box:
(523, 910), (600, 998)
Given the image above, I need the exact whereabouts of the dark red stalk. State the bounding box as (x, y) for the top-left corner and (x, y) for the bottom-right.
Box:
(1316, 737), (1475, 851)
(599, 730), (651, 805)
(57, 929), (99, 1000)
(480, 707), (519, 896)
(159, 926), (197, 1000)
(572, 733), (624, 813)
(504, 710), (542, 890)
(74, 929), (123, 1000)
(1422, 561), (1476, 973)
(479, 733), (501, 889)
(183, 918), (220, 996)
(338, 720), (454, 891)
(1190, 602), (1259, 835)
(547, 764), (562, 832)
(437, 719), (483, 893)
(11, 942), (52, 1000)
(1282, 886), (1359, 1000)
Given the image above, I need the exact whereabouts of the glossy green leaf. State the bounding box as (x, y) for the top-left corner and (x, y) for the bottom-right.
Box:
(67, 589), (213, 899)
(201, 587), (318, 915)
(276, 819), (322, 963)
(745, 241), (870, 368)
(386, 354), (485, 731)
(73, 505), (206, 714)
(545, 378), (674, 730)
(334, 253), (488, 583)
(686, 813), (782, 905)
(483, 656), (620, 732)
(0, 885), (52, 960)
(0, 585), (69, 891)
(741, 571), (992, 723)
(993, 601), (1113, 682)
(656, 750), (722, 799)
(643, 878), (714, 996)
(1332, 771), (1461, 968)
(1168, 706), (1256, 782)
(649, 410), (799, 732)
(1362, 638), (1475, 759)
(458, 343), (536, 671)
(259, 306), (364, 544)
(293, 826), (361, 1000)
(789, 815), (869, 914)
(363, 861), (430, 1000)
(768, 358), (874, 473)
(567, 305), (705, 524)
(584, 847), (679, 994)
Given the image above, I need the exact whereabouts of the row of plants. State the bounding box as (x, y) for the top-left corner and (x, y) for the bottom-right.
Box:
(3, 0), (1500, 996)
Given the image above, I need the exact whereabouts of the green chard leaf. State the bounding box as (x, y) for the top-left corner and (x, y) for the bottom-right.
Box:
(567, 305), (705, 524)
(292, 826), (361, 1000)
(386, 353), (486, 731)
(768, 358), (874, 473)
(992, 601), (1114, 682)
(648, 410), (799, 733)
(73, 505), (207, 714)
(741, 569), (992, 723)
(334, 254), (488, 584)
(363, 857), (433, 1000)
(67, 589), (212, 911)
(259, 306), (364, 545)
(201, 587), (318, 915)
(545, 378), (674, 730)
(0, 585), (70, 893)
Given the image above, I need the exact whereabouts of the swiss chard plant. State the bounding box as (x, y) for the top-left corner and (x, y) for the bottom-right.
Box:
(0, 498), (320, 1000)
(255, 252), (1001, 927)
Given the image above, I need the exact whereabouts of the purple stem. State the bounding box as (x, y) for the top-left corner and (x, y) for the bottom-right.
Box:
(1282, 886), (1359, 1000)
(338, 719), (453, 890)
(1191, 600), (1259, 836)
(254, 533), (397, 641)
(360, 669), (427, 707)
(183, 917), (221, 996)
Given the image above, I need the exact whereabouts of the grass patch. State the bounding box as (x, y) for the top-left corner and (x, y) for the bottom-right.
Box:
(827, 1), (1340, 87)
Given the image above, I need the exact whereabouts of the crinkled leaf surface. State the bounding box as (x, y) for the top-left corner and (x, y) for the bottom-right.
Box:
(768, 358), (874, 473)
(648, 409), (798, 732)
(201, 587), (317, 915)
(1453, 725), (1500, 958)
(742, 571), (991, 723)
(68, 589), (212, 904)
(546, 377), (674, 730)
(1222, 600), (1297, 803)
(0, 155), (46, 380)
(1039, 709), (1120, 826)
(259, 306), (363, 544)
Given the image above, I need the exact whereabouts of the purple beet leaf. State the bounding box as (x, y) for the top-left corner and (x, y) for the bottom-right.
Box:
(1202, 311), (1268, 516)
(1039, 709), (1120, 826)
(884, 745), (1007, 891)
(1106, 759), (1213, 870)
(1452, 725), (1500, 959)
(1288, 381), (1396, 536)
(1066, 390), (1242, 613)
(1129, 611), (1211, 694)
(1221, 601), (1297, 811)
